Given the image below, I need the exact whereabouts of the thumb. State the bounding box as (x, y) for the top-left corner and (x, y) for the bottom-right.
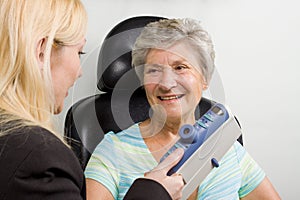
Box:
(156, 148), (184, 174)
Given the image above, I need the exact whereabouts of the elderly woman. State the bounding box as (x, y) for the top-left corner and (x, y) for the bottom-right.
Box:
(85, 18), (280, 200)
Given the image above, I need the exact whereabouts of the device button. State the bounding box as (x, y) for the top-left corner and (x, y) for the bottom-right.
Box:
(204, 114), (213, 122)
(196, 121), (207, 129)
(211, 158), (220, 168)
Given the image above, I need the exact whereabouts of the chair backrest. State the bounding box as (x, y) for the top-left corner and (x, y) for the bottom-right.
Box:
(64, 16), (242, 169)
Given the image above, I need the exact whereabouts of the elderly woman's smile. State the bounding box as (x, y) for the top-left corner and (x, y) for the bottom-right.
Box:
(158, 94), (185, 101)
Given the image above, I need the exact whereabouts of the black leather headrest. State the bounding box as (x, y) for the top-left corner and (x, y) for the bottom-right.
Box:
(97, 16), (166, 92)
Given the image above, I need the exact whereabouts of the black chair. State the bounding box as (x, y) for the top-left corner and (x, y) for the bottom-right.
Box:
(64, 16), (243, 170)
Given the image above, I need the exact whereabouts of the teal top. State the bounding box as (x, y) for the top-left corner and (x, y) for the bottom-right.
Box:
(85, 123), (265, 199)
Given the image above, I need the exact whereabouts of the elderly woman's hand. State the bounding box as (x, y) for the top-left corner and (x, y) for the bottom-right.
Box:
(144, 148), (185, 200)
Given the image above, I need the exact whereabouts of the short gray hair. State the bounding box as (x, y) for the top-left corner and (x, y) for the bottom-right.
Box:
(132, 18), (215, 83)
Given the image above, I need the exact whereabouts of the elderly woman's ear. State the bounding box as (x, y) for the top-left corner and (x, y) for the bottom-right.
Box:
(202, 79), (208, 90)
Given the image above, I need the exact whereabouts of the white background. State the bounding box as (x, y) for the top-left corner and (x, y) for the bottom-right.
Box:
(56, 0), (300, 199)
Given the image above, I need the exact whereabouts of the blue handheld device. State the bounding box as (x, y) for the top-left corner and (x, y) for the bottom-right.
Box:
(158, 103), (241, 199)
(160, 103), (230, 175)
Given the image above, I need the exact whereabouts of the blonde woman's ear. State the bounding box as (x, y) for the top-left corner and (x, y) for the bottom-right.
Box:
(36, 37), (47, 68)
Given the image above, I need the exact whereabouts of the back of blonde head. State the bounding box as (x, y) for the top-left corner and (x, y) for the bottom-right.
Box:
(0, 0), (87, 135)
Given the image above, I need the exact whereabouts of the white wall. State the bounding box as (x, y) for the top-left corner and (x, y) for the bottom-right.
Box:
(56, 0), (300, 199)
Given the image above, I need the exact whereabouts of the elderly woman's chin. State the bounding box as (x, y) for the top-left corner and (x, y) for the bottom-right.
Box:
(152, 105), (188, 122)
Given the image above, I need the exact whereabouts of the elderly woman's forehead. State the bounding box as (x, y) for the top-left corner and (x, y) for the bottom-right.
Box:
(148, 42), (199, 61)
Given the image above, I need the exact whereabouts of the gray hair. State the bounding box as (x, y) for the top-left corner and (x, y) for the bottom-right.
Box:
(132, 18), (215, 83)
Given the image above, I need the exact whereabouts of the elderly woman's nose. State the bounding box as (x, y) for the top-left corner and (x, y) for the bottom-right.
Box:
(158, 68), (178, 89)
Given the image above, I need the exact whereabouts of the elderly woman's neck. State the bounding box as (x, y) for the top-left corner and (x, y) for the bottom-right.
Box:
(140, 113), (196, 137)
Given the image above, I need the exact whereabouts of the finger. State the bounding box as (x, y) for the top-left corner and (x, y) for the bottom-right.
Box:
(171, 173), (186, 185)
(156, 148), (184, 173)
(171, 173), (182, 177)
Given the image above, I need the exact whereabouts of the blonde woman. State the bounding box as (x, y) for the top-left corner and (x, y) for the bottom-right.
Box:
(0, 1), (184, 199)
(0, 0), (87, 199)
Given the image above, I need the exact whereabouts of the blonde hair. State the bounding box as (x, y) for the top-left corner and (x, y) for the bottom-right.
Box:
(0, 0), (87, 136)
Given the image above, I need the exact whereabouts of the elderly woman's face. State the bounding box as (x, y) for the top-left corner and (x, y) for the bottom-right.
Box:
(144, 42), (207, 119)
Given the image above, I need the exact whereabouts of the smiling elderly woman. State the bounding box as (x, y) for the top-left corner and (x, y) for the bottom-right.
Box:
(84, 18), (281, 200)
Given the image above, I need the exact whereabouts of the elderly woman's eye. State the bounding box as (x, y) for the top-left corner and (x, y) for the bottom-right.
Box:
(175, 65), (188, 71)
(145, 68), (159, 74)
(144, 65), (162, 75)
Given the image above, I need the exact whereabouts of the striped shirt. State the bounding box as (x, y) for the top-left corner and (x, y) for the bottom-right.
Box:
(85, 123), (265, 199)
